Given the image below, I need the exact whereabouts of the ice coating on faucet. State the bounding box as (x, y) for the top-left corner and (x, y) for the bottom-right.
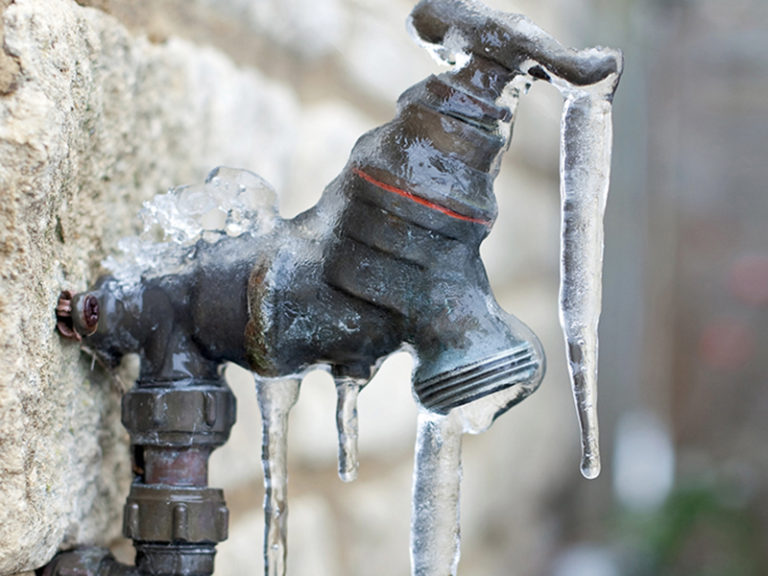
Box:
(256, 376), (301, 576)
(412, 0), (622, 480)
(410, 0), (621, 87)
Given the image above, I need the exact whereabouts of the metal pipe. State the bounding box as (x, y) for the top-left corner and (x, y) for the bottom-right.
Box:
(49, 285), (235, 576)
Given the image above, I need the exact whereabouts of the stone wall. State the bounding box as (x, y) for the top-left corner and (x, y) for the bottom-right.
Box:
(0, 1), (590, 574)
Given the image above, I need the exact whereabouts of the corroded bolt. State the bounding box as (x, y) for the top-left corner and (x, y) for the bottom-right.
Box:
(56, 290), (81, 342)
(56, 290), (100, 340)
(83, 294), (100, 332)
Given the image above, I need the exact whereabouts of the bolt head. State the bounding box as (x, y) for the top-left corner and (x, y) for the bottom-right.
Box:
(83, 294), (100, 331)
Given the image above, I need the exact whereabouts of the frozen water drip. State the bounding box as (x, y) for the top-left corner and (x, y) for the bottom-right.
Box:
(557, 80), (620, 480)
(256, 377), (301, 576)
(411, 410), (464, 576)
(335, 376), (367, 483)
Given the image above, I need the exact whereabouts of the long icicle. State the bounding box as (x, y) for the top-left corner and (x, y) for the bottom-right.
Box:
(558, 90), (614, 479)
(255, 376), (301, 576)
(410, 409), (463, 576)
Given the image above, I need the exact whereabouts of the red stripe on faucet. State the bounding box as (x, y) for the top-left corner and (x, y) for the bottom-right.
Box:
(352, 167), (491, 226)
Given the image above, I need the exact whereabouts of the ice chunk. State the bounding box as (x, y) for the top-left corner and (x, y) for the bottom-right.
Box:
(104, 167), (278, 288)
(142, 166), (278, 244)
(204, 166), (278, 238)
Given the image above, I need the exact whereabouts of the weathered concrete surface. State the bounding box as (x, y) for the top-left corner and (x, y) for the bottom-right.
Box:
(0, 0), (297, 572)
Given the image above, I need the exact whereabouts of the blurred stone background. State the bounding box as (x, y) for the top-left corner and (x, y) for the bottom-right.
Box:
(0, 0), (766, 575)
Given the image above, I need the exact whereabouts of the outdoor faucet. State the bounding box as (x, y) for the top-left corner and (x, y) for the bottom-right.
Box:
(50, 1), (622, 575)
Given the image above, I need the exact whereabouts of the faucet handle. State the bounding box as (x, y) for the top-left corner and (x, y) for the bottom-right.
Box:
(409, 0), (622, 94)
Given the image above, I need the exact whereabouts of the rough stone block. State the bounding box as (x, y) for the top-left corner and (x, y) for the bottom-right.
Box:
(0, 0), (297, 572)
